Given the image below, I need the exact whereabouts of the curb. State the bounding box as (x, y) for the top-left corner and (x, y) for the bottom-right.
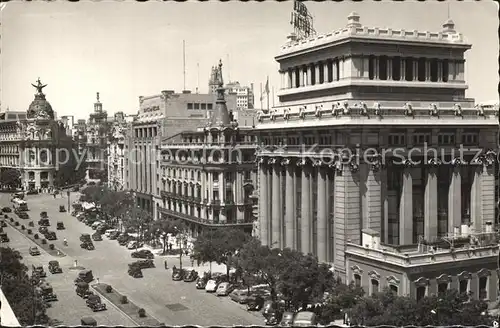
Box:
(90, 284), (163, 326)
(89, 284), (140, 326)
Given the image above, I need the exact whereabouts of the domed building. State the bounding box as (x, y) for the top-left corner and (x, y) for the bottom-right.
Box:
(0, 79), (73, 192)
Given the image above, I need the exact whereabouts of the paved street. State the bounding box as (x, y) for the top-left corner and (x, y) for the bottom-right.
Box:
(0, 216), (136, 326)
(1, 192), (264, 326)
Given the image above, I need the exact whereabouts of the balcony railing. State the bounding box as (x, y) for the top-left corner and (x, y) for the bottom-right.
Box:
(159, 207), (253, 227)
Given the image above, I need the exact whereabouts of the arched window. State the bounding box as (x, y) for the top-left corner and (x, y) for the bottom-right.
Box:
(416, 286), (426, 302)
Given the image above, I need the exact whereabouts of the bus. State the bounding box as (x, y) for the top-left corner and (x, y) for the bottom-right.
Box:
(12, 199), (28, 211)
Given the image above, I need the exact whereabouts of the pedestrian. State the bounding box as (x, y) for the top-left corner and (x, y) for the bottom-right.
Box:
(53, 193), (56, 199)
(164, 259), (168, 270)
(169, 243), (172, 251)
(197, 259), (200, 267)
(190, 258), (194, 267)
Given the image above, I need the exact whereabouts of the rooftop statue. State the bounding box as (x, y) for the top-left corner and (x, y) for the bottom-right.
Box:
(31, 78), (47, 94)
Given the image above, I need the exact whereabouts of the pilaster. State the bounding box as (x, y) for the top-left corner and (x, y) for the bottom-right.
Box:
(317, 166), (328, 263)
(424, 167), (438, 241)
(448, 166), (462, 233)
(399, 167), (413, 245)
(259, 161), (269, 246)
(323, 62), (329, 83)
(299, 67), (305, 87)
(481, 164), (496, 227)
(272, 163), (282, 248)
(301, 163), (312, 254)
(306, 65), (312, 86)
(471, 166), (482, 232)
(314, 63), (321, 85)
(332, 60), (338, 81)
(285, 161), (295, 249)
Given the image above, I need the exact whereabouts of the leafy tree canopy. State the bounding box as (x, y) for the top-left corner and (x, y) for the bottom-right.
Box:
(0, 168), (21, 189)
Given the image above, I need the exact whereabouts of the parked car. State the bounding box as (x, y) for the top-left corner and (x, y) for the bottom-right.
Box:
(292, 311), (317, 327)
(216, 282), (235, 296)
(132, 259), (155, 269)
(32, 264), (47, 278)
(45, 231), (57, 240)
(131, 249), (154, 259)
(40, 211), (48, 219)
(1, 220), (7, 227)
(38, 226), (48, 234)
(109, 231), (120, 240)
(29, 246), (41, 256)
(205, 279), (220, 293)
(0, 232), (9, 243)
(27, 189), (39, 195)
(36, 282), (57, 302)
(196, 273), (210, 289)
(56, 221), (65, 230)
(74, 270), (94, 285)
(38, 218), (50, 226)
(92, 233), (102, 241)
(80, 317), (97, 326)
(229, 289), (252, 304)
(76, 282), (93, 298)
(280, 312), (296, 326)
(127, 240), (143, 249)
(183, 270), (198, 282)
(2, 207), (12, 213)
(128, 264), (143, 278)
(91, 221), (103, 230)
(172, 268), (186, 281)
(80, 241), (95, 250)
(80, 233), (91, 242)
(18, 212), (29, 220)
(48, 260), (63, 274)
(59, 205), (66, 212)
(86, 294), (106, 312)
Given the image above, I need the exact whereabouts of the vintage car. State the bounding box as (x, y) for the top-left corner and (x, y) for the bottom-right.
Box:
(216, 282), (235, 296)
(48, 260), (63, 274)
(59, 205), (66, 212)
(74, 270), (94, 285)
(32, 264), (47, 278)
(38, 218), (50, 226)
(109, 231), (120, 240)
(183, 270), (199, 283)
(91, 233), (102, 241)
(134, 259), (155, 269)
(86, 294), (107, 312)
(18, 212), (29, 220)
(76, 282), (93, 298)
(1, 220), (7, 227)
(56, 221), (65, 230)
(45, 231), (57, 241)
(292, 311), (317, 327)
(80, 233), (91, 242)
(38, 226), (49, 234)
(172, 268), (186, 281)
(0, 232), (9, 243)
(118, 234), (133, 246)
(81, 316), (97, 326)
(29, 246), (41, 256)
(196, 272), (210, 289)
(127, 264), (143, 278)
(37, 282), (58, 302)
(2, 206), (12, 213)
(26, 189), (39, 195)
(40, 211), (48, 219)
(80, 241), (95, 250)
(131, 249), (154, 259)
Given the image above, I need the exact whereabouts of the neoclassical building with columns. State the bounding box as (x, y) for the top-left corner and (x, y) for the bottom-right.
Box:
(255, 13), (499, 302)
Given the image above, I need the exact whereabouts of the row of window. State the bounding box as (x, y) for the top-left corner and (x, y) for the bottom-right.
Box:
(0, 145), (19, 153)
(134, 127), (159, 138)
(186, 103), (214, 110)
(368, 57), (455, 82)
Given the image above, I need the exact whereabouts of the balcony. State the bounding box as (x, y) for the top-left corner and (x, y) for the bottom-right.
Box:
(159, 207), (253, 227)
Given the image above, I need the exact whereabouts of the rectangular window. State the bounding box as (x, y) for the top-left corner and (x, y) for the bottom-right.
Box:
(416, 286), (426, 302)
(479, 277), (488, 300)
(194, 103), (200, 110)
(207, 103), (213, 110)
(438, 283), (448, 295)
(459, 279), (469, 294)
(371, 279), (379, 295)
(442, 59), (449, 82)
(354, 274), (361, 287)
(187, 103), (193, 110)
(430, 59), (438, 82)
(201, 103), (207, 110)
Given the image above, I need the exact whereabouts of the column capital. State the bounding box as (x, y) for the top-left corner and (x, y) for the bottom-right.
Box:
(267, 158), (277, 165)
(426, 158), (442, 166)
(281, 158), (292, 166)
(296, 158), (308, 167)
(366, 154), (383, 171)
(451, 157), (467, 167)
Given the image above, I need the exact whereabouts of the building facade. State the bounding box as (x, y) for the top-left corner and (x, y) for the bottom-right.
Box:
(255, 13), (499, 301)
(107, 112), (135, 190)
(0, 79), (73, 191)
(85, 93), (109, 183)
(157, 61), (257, 236)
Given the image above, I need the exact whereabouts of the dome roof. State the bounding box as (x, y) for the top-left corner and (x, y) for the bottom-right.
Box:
(27, 78), (55, 120)
(27, 94), (55, 120)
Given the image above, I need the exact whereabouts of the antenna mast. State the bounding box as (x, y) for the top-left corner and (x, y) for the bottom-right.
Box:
(183, 40), (186, 91)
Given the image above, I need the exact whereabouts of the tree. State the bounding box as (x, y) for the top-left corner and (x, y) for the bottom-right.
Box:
(192, 228), (253, 276)
(0, 168), (21, 189)
(99, 189), (134, 225)
(317, 280), (365, 324)
(54, 145), (86, 188)
(0, 247), (49, 325)
(122, 206), (154, 246)
(147, 218), (184, 255)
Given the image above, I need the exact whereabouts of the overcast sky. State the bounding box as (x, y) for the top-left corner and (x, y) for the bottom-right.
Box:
(1, 1), (498, 118)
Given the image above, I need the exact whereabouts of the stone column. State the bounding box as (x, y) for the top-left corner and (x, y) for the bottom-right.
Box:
(339, 57), (344, 79)
(315, 63), (321, 85)
(291, 68), (297, 88)
(448, 60), (455, 81)
(381, 167), (389, 243)
(399, 167), (413, 245)
(425, 59), (431, 81)
(285, 160), (295, 249)
(259, 161), (269, 246)
(413, 60), (418, 81)
(272, 161), (282, 248)
(387, 57), (392, 80)
(307, 65), (313, 86)
(437, 61), (443, 82)
(367, 163), (382, 233)
(374, 57), (379, 79)
(424, 166), (438, 241)
(471, 166), (482, 232)
(323, 61), (329, 83)
(448, 165), (462, 234)
(332, 60), (338, 81)
(219, 172), (225, 203)
(400, 58), (406, 81)
(287, 69), (293, 89)
(317, 166), (328, 263)
(299, 67), (305, 87)
(301, 163), (311, 254)
(362, 56), (370, 79)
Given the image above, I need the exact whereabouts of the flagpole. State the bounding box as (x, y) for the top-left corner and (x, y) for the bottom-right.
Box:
(266, 77), (270, 112)
(272, 86), (275, 107)
(260, 83), (263, 110)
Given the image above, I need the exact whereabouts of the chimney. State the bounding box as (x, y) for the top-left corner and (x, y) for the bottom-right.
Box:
(347, 12), (362, 28)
